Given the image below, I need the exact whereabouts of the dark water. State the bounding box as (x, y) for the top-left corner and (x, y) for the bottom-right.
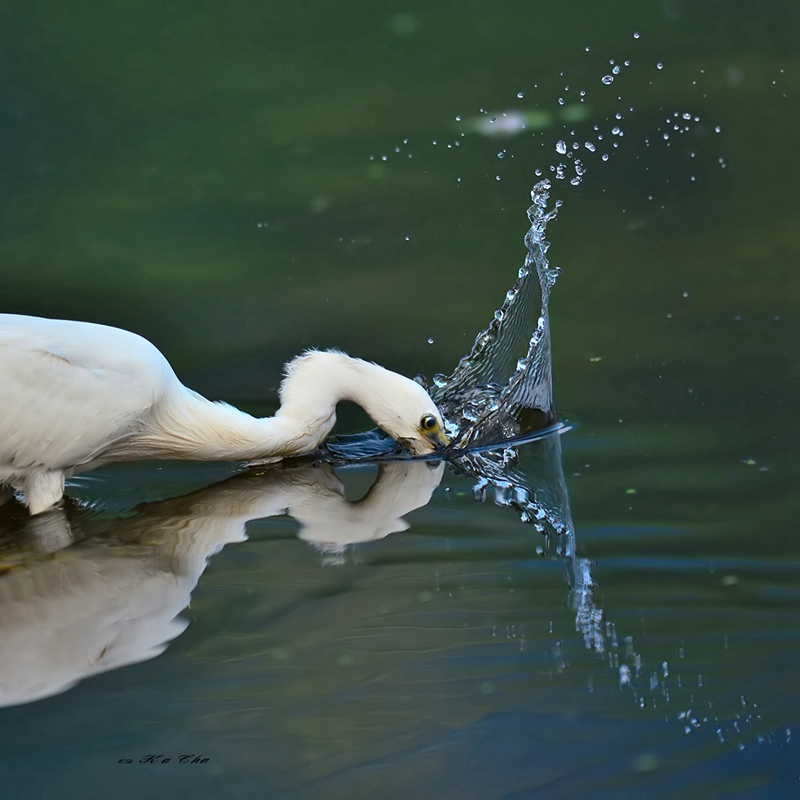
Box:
(2, 1), (800, 797)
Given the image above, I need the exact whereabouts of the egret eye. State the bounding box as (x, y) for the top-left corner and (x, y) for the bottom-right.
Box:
(421, 414), (438, 431)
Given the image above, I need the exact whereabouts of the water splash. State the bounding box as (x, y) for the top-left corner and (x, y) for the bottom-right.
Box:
(420, 173), (599, 641)
(453, 426), (605, 655)
(430, 179), (562, 448)
(326, 177), (571, 573)
(417, 179), (759, 748)
(348, 48), (749, 751)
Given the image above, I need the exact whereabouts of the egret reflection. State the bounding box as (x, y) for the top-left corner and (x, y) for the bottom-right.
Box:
(0, 427), (589, 711)
(0, 420), (758, 749)
(0, 460), (443, 708)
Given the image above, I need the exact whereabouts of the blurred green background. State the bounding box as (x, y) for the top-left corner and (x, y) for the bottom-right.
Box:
(3, 0), (797, 423)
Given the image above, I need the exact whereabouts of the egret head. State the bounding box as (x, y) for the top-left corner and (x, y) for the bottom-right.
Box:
(280, 350), (450, 456)
(366, 375), (450, 455)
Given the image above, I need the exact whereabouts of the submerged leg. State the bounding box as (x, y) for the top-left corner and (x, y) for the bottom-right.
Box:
(245, 455), (283, 467)
(20, 471), (66, 515)
(26, 507), (74, 553)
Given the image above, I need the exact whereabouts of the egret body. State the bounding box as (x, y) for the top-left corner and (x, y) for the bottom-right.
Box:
(0, 314), (448, 514)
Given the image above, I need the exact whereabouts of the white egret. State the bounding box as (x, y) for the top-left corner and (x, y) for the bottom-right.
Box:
(0, 314), (448, 515)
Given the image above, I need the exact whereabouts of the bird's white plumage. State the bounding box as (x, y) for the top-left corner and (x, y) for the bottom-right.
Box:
(0, 314), (172, 474)
(0, 314), (447, 514)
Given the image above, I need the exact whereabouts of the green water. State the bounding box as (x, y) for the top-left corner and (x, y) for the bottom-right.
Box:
(1, 1), (799, 797)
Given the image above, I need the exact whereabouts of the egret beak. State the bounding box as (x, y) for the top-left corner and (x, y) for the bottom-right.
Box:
(425, 429), (450, 452)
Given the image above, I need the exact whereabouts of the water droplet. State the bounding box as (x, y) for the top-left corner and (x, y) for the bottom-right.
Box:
(715, 125), (722, 133)
(601, 153), (609, 161)
(633, 31), (640, 39)
(555, 140), (567, 154)
(601, 75), (614, 85)
(455, 115), (462, 121)
(495, 175), (501, 181)
(497, 150), (506, 158)
(584, 142), (596, 152)
(427, 337), (434, 344)
(612, 126), (621, 135)
(517, 91), (524, 98)
(612, 65), (621, 75)
(656, 62), (664, 70)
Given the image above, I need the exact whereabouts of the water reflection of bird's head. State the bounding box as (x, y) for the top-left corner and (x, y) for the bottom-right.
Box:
(0, 459), (444, 708)
(97, 458), (445, 553)
(289, 460), (444, 551)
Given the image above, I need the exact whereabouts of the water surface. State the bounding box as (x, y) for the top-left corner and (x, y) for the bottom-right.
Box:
(1, 1), (799, 797)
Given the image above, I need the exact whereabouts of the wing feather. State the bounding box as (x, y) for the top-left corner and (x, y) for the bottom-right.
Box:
(0, 315), (175, 473)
